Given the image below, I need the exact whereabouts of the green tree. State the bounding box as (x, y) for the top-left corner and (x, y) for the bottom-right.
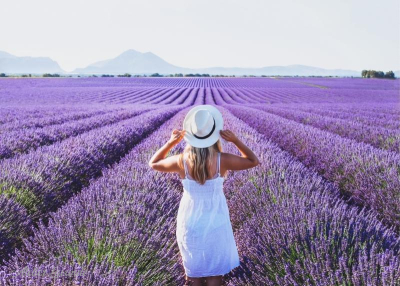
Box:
(385, 71), (395, 79)
(361, 70), (368, 77)
(118, 73), (131, 77)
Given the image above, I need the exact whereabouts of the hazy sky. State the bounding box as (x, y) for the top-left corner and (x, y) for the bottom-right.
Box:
(1, 0), (399, 72)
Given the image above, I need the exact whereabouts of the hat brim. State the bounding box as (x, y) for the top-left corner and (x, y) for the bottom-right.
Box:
(183, 105), (224, 148)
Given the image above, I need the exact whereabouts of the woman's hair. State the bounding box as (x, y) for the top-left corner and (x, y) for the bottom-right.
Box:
(179, 140), (222, 185)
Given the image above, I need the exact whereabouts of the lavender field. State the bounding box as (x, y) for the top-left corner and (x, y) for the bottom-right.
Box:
(0, 77), (399, 285)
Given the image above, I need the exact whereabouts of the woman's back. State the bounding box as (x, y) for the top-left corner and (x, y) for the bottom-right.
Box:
(182, 151), (222, 181)
(181, 152), (224, 197)
(176, 151), (240, 277)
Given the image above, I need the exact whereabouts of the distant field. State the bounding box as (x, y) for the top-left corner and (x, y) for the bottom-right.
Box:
(1, 77), (399, 285)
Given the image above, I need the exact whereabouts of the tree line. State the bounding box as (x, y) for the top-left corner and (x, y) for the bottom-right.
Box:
(0, 72), (397, 78)
(361, 70), (395, 79)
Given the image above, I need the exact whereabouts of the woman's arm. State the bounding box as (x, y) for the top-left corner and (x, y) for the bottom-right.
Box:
(148, 129), (185, 173)
(220, 130), (259, 171)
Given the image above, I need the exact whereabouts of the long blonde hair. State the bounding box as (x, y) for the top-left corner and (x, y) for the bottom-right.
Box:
(179, 140), (223, 185)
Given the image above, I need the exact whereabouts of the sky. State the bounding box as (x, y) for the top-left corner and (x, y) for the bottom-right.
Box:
(0, 0), (399, 72)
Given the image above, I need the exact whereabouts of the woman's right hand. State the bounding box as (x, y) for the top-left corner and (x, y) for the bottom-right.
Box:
(168, 129), (185, 146)
(220, 130), (239, 143)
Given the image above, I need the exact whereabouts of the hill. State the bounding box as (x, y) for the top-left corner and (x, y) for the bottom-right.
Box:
(0, 51), (64, 74)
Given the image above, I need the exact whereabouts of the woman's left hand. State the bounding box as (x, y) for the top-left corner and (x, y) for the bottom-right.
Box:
(168, 129), (185, 146)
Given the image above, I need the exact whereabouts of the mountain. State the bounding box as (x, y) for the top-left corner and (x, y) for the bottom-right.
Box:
(0, 51), (64, 74)
(73, 49), (186, 74)
(72, 49), (362, 77)
(0, 51), (16, 59)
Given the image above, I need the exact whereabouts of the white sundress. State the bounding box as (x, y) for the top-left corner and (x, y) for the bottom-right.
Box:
(176, 152), (240, 278)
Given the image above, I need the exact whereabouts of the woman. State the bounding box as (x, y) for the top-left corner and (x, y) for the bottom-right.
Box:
(149, 105), (259, 286)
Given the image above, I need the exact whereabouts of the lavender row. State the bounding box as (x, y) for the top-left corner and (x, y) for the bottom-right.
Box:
(1, 256), (143, 286)
(124, 88), (178, 105)
(283, 104), (400, 130)
(0, 106), (99, 125)
(0, 107), (154, 160)
(1, 109), (191, 285)
(287, 103), (400, 124)
(90, 88), (156, 104)
(87, 87), (260, 106)
(249, 105), (400, 153)
(0, 108), (115, 133)
(251, 87), (399, 105)
(0, 196), (33, 266)
(279, 77), (399, 90)
(143, 88), (183, 105)
(227, 105), (400, 232)
(94, 88), (186, 106)
(0, 108), (178, 263)
(218, 109), (400, 285)
(175, 88), (197, 106)
(305, 103), (399, 117)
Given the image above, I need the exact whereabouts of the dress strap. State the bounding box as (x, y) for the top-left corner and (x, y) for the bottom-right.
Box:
(217, 152), (221, 177)
(183, 154), (189, 179)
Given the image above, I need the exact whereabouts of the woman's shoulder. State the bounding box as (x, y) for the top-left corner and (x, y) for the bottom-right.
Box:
(219, 152), (231, 159)
(172, 153), (184, 161)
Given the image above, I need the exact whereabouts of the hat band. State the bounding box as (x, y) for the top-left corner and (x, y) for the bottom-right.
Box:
(192, 118), (216, 140)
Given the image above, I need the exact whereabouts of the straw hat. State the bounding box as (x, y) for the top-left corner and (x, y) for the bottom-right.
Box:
(182, 105), (224, 148)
